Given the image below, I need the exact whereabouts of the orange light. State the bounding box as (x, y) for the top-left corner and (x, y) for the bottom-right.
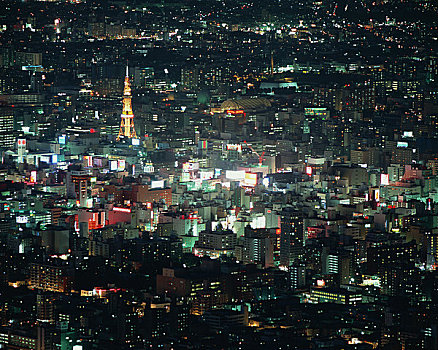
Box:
(226, 109), (245, 115)
(316, 279), (325, 287)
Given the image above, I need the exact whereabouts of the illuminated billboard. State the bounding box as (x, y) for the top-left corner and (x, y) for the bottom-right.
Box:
(110, 160), (118, 171)
(226, 109), (245, 116)
(151, 180), (165, 189)
(117, 159), (126, 171)
(226, 144), (242, 152)
(113, 207), (131, 213)
(226, 170), (245, 181)
(182, 162), (199, 172)
(380, 174), (389, 186)
(198, 140), (208, 149)
(199, 170), (214, 180)
(244, 172), (257, 187)
(304, 107), (329, 119)
(30, 170), (37, 183)
(16, 216), (28, 224)
(180, 172), (190, 182)
(84, 156), (92, 167)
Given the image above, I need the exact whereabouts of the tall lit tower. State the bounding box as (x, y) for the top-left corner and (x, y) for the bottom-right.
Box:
(117, 66), (137, 140)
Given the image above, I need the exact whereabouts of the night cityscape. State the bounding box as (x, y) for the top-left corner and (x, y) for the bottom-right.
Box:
(0, 0), (438, 349)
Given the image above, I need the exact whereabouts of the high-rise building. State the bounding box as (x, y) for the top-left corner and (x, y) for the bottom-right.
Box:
(133, 67), (154, 88)
(280, 210), (304, 266)
(117, 66), (137, 140)
(0, 108), (14, 149)
(30, 263), (72, 293)
(242, 227), (276, 268)
(36, 293), (56, 323)
(289, 261), (306, 290)
(68, 171), (91, 208)
(321, 248), (354, 285)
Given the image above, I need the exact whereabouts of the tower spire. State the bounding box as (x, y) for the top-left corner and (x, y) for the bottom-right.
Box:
(117, 66), (137, 141)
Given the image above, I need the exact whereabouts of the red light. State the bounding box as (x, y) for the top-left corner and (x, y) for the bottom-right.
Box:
(226, 109), (245, 115)
(90, 128), (96, 133)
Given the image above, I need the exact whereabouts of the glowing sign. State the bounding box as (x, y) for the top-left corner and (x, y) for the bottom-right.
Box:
(362, 276), (380, 287)
(132, 138), (140, 146)
(182, 162), (199, 172)
(227, 144), (242, 152)
(397, 141), (408, 148)
(113, 207), (131, 213)
(146, 202), (152, 210)
(58, 135), (66, 144)
(199, 140), (208, 149)
(151, 180), (164, 189)
(30, 170), (37, 183)
(226, 109), (245, 115)
(316, 279), (325, 287)
(306, 166), (312, 176)
(181, 172), (190, 182)
(84, 156), (92, 167)
(40, 156), (50, 163)
(52, 154), (58, 164)
(372, 189), (380, 202)
(304, 107), (328, 118)
(244, 172), (257, 187)
(226, 170), (245, 181)
(16, 216), (28, 224)
(380, 174), (389, 186)
(110, 160), (117, 171)
(199, 171), (214, 181)
(117, 159), (126, 171)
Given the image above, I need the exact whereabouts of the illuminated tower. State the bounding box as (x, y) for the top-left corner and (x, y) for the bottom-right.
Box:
(117, 66), (137, 140)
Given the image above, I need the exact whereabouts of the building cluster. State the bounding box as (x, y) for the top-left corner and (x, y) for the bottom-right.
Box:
(0, 0), (438, 349)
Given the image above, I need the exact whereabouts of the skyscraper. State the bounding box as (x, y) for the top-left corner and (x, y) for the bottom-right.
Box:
(280, 210), (304, 266)
(117, 66), (137, 140)
(0, 107), (14, 149)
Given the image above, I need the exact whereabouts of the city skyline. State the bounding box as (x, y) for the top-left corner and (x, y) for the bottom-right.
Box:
(0, 0), (437, 349)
